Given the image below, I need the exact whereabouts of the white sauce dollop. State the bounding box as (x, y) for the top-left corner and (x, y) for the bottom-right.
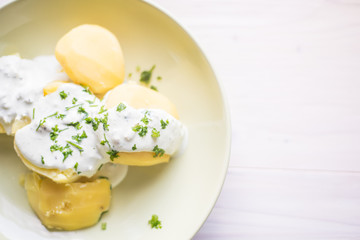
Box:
(0, 55), (69, 134)
(15, 83), (186, 178)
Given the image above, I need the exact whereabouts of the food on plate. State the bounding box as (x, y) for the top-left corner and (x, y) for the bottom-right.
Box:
(0, 24), (186, 230)
(55, 24), (125, 95)
(24, 172), (111, 230)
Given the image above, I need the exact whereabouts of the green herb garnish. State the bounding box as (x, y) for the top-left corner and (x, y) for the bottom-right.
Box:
(136, 66), (141, 72)
(157, 76), (162, 80)
(36, 119), (46, 131)
(74, 162), (79, 171)
(66, 104), (83, 111)
(72, 131), (87, 143)
(66, 121), (82, 130)
(141, 112), (150, 125)
(132, 144), (137, 151)
(66, 141), (84, 152)
(101, 222), (107, 230)
(140, 65), (155, 84)
(160, 119), (169, 129)
(86, 97), (96, 104)
(148, 214), (162, 229)
(100, 134), (111, 148)
(106, 149), (119, 161)
(78, 106), (88, 115)
(100, 113), (109, 131)
(150, 85), (158, 91)
(59, 91), (68, 100)
(99, 105), (107, 114)
(116, 103), (126, 112)
(152, 145), (165, 158)
(32, 108), (35, 120)
(82, 85), (93, 95)
(97, 164), (104, 171)
(132, 124), (148, 137)
(72, 97), (78, 104)
(56, 114), (66, 120)
(151, 128), (160, 138)
(62, 145), (73, 162)
(41, 156), (44, 165)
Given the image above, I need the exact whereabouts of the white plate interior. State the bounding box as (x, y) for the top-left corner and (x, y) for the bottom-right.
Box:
(0, 0), (231, 239)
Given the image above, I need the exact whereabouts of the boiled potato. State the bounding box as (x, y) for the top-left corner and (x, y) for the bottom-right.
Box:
(55, 24), (125, 95)
(105, 83), (178, 166)
(43, 80), (70, 96)
(105, 82), (179, 119)
(24, 172), (111, 231)
(14, 144), (80, 183)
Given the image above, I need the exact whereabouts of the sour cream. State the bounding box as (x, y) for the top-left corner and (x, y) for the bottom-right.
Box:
(15, 83), (186, 178)
(0, 55), (69, 134)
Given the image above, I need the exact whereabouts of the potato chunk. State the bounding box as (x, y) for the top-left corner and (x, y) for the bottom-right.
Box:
(24, 172), (111, 231)
(55, 24), (125, 95)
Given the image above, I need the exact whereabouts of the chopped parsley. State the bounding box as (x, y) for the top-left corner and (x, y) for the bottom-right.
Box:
(56, 114), (66, 120)
(132, 124), (148, 137)
(66, 121), (82, 130)
(36, 119), (46, 131)
(97, 164), (104, 171)
(41, 155), (44, 165)
(32, 108), (35, 120)
(148, 215), (162, 229)
(150, 85), (158, 91)
(49, 125), (68, 141)
(152, 145), (165, 158)
(78, 106), (88, 115)
(140, 65), (155, 84)
(85, 117), (100, 131)
(72, 97), (78, 104)
(100, 113), (109, 131)
(66, 141), (84, 153)
(101, 222), (107, 230)
(59, 91), (68, 100)
(151, 128), (160, 138)
(116, 103), (127, 112)
(86, 97), (96, 104)
(50, 144), (72, 161)
(82, 85), (93, 95)
(106, 149), (119, 161)
(160, 119), (169, 129)
(141, 112), (150, 125)
(132, 144), (137, 151)
(157, 76), (162, 80)
(100, 134), (111, 148)
(72, 131), (87, 143)
(66, 103), (83, 111)
(74, 162), (79, 171)
(99, 105), (107, 114)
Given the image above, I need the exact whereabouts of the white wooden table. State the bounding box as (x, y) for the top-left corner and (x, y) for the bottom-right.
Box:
(152, 0), (360, 239)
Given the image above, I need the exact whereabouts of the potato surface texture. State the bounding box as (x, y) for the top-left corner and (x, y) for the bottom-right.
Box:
(55, 24), (125, 95)
(24, 172), (111, 230)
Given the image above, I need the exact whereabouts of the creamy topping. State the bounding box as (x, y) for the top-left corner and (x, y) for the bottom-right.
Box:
(15, 83), (186, 178)
(0, 55), (69, 134)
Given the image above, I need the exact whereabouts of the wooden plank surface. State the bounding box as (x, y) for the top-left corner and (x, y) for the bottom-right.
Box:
(151, 0), (360, 239)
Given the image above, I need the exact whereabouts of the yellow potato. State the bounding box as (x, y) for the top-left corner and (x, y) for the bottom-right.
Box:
(105, 83), (178, 166)
(0, 117), (31, 135)
(105, 82), (179, 119)
(43, 80), (69, 96)
(14, 143), (80, 183)
(24, 172), (111, 231)
(55, 24), (125, 95)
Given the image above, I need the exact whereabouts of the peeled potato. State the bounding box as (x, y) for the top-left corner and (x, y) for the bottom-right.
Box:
(14, 144), (80, 183)
(43, 80), (70, 96)
(55, 24), (125, 95)
(105, 82), (179, 119)
(24, 172), (111, 231)
(105, 83), (178, 166)
(0, 117), (31, 135)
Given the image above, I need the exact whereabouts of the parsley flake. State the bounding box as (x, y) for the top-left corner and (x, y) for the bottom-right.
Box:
(101, 222), (107, 230)
(82, 85), (93, 95)
(116, 103), (127, 112)
(132, 124), (148, 137)
(151, 128), (160, 138)
(66, 141), (84, 153)
(150, 85), (158, 91)
(140, 65), (155, 84)
(41, 156), (44, 165)
(74, 162), (79, 171)
(148, 215), (162, 229)
(160, 119), (169, 129)
(72, 97), (78, 104)
(152, 145), (165, 158)
(132, 144), (137, 151)
(72, 131), (87, 143)
(99, 105), (107, 114)
(59, 91), (68, 100)
(66, 122), (82, 130)
(106, 149), (119, 161)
